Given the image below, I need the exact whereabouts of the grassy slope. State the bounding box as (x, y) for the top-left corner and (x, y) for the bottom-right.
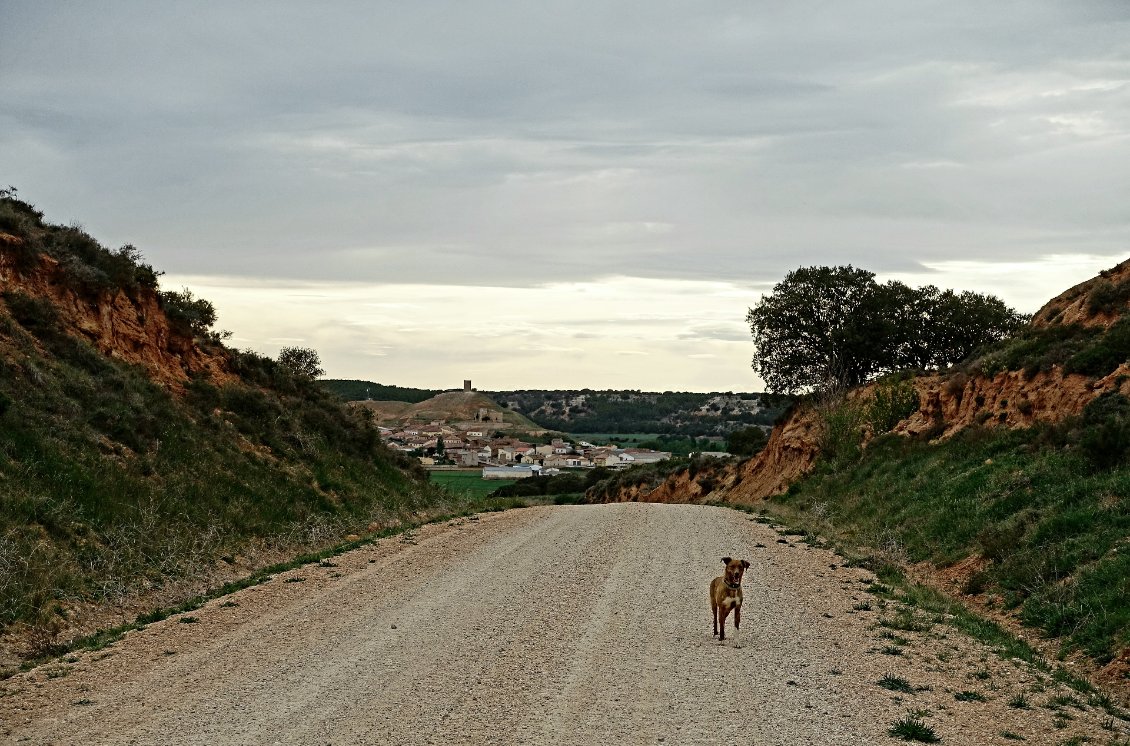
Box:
(761, 275), (1130, 669)
(0, 298), (452, 632)
(428, 470), (502, 500)
(770, 422), (1130, 665)
(0, 197), (455, 644)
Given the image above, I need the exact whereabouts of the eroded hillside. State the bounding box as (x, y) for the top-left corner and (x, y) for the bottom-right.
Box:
(0, 194), (450, 671)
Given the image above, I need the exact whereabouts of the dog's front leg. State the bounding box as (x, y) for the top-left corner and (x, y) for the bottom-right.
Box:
(734, 604), (741, 631)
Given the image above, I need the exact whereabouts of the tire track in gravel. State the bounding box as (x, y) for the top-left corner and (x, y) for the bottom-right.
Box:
(3, 503), (1125, 745)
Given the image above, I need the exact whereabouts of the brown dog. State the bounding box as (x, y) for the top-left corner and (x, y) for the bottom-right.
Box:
(710, 556), (749, 641)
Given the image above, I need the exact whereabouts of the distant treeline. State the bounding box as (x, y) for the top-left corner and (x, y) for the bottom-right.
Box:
(321, 379), (440, 403)
(488, 389), (791, 438)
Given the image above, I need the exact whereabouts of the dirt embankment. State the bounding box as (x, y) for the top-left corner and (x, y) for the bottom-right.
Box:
(3, 504), (1123, 745)
(0, 246), (232, 390)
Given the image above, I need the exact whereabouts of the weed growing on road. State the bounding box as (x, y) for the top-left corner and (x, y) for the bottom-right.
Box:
(954, 690), (988, 702)
(888, 713), (940, 742)
(1009, 693), (1031, 709)
(1000, 730), (1024, 740)
(879, 674), (915, 693)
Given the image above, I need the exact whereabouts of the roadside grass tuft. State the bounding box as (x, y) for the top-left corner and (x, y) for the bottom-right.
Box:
(879, 674), (915, 694)
(888, 713), (940, 742)
(954, 690), (988, 702)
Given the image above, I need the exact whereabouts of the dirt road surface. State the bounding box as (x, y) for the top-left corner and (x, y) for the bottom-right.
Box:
(2, 504), (1124, 745)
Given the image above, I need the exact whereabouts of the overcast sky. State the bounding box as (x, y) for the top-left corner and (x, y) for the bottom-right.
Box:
(2, 2), (1128, 391)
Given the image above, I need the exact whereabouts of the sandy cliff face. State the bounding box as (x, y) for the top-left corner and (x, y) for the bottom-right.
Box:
(897, 365), (1130, 439)
(724, 404), (824, 504)
(0, 243), (232, 389)
(1030, 258), (1130, 329)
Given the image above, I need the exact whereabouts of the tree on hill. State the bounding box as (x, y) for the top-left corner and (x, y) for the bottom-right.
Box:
(747, 266), (1027, 394)
(278, 346), (325, 379)
(726, 426), (769, 457)
(160, 287), (218, 337)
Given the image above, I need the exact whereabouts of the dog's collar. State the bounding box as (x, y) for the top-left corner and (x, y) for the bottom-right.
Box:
(724, 580), (742, 591)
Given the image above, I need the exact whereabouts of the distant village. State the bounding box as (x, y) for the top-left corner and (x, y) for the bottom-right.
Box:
(379, 422), (674, 479)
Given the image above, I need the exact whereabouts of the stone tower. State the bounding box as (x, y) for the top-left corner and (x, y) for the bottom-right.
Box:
(463, 379), (472, 392)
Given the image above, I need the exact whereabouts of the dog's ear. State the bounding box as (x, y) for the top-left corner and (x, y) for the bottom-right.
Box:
(741, 560), (750, 569)
(721, 556), (732, 565)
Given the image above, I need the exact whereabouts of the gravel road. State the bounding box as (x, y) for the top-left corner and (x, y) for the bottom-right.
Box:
(2, 504), (1124, 745)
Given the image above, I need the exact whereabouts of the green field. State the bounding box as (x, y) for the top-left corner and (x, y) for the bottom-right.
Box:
(428, 470), (501, 499)
(572, 433), (726, 455)
(571, 432), (657, 445)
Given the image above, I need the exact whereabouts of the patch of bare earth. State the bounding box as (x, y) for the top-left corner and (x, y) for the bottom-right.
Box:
(2, 504), (1125, 745)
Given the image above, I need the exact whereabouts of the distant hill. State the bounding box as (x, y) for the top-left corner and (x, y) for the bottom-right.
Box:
(351, 391), (546, 433)
(325, 382), (790, 437)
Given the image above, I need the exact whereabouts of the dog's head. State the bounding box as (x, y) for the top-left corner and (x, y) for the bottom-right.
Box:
(721, 556), (750, 587)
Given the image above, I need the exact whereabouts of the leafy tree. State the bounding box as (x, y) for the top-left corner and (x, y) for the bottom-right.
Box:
(746, 266), (890, 393)
(726, 426), (768, 456)
(747, 266), (1026, 394)
(278, 346), (325, 379)
(160, 287), (217, 336)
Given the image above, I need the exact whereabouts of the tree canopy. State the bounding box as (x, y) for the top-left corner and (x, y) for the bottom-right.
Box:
(278, 346), (325, 379)
(746, 266), (1027, 394)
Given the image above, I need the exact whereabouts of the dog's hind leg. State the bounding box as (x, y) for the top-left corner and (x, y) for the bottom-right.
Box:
(711, 600), (718, 637)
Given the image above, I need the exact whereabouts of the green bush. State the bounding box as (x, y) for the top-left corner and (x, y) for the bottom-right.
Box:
(1078, 392), (1130, 469)
(160, 288), (218, 336)
(1086, 278), (1130, 315)
(1064, 317), (1130, 378)
(2, 291), (60, 337)
(819, 399), (866, 463)
(867, 377), (919, 434)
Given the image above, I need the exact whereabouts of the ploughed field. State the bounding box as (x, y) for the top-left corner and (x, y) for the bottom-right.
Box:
(3, 504), (1122, 745)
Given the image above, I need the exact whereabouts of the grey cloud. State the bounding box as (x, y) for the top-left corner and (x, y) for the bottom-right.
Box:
(1, 1), (1128, 288)
(676, 326), (752, 343)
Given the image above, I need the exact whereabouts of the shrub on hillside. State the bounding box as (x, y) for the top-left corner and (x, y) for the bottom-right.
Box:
(1078, 392), (1130, 469)
(973, 324), (1099, 378)
(1064, 317), (1130, 378)
(160, 288), (217, 337)
(867, 376), (919, 435)
(1086, 278), (1130, 315)
(726, 426), (768, 456)
(2, 291), (60, 338)
(0, 188), (44, 235)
